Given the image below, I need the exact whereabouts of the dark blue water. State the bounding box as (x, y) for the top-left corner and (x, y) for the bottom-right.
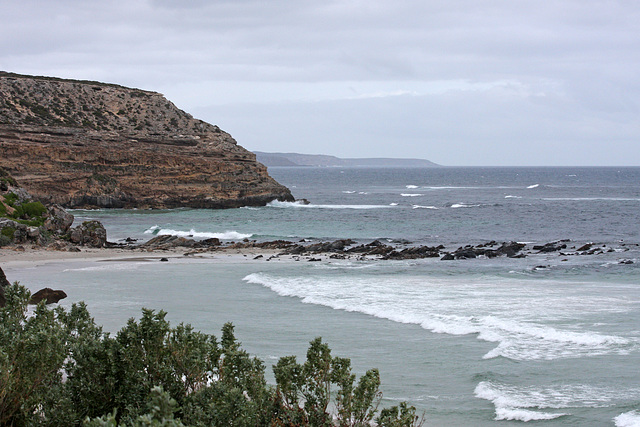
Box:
(75, 166), (640, 247)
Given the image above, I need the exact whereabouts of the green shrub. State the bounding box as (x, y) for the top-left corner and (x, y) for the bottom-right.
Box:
(1, 226), (15, 239)
(19, 201), (47, 218)
(0, 283), (424, 426)
(3, 192), (18, 206)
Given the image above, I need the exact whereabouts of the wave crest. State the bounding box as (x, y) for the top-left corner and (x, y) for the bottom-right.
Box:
(144, 226), (252, 240)
(267, 200), (394, 210)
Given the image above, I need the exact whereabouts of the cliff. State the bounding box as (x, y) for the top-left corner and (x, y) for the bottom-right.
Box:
(0, 72), (293, 209)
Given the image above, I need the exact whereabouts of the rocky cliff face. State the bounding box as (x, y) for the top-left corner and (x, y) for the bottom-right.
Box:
(0, 72), (293, 208)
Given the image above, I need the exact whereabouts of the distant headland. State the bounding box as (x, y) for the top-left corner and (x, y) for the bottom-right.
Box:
(254, 151), (440, 168)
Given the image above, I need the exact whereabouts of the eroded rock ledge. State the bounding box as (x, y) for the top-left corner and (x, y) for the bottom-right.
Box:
(0, 72), (293, 209)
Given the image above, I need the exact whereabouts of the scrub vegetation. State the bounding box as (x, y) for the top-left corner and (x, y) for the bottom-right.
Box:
(0, 282), (424, 426)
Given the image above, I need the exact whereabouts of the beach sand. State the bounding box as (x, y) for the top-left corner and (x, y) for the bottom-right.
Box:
(0, 246), (313, 270)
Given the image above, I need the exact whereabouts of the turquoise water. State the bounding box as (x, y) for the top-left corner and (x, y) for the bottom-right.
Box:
(6, 167), (640, 425)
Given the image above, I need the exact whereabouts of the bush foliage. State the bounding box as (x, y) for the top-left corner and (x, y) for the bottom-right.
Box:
(0, 283), (424, 426)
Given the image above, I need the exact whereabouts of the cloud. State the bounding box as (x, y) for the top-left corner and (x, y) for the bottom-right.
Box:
(1, 0), (639, 165)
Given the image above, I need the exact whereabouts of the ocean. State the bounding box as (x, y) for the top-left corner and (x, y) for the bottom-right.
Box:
(7, 166), (640, 426)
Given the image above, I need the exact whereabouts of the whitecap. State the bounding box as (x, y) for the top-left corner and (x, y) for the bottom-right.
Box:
(144, 225), (161, 235)
(242, 273), (638, 362)
(267, 200), (392, 210)
(527, 184), (540, 189)
(405, 185), (419, 189)
(412, 205), (438, 210)
(342, 190), (356, 194)
(450, 203), (481, 208)
(615, 410), (640, 427)
(146, 228), (252, 240)
(474, 382), (567, 422)
(400, 193), (424, 197)
(389, 203), (398, 206)
(504, 195), (522, 199)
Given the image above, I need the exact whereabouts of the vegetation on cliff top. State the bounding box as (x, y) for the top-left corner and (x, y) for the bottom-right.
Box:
(0, 71), (212, 134)
(0, 282), (423, 426)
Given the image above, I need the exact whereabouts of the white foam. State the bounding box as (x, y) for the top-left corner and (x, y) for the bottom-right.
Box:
(64, 263), (146, 272)
(400, 193), (423, 197)
(242, 273), (638, 362)
(405, 185), (419, 189)
(504, 195), (522, 199)
(267, 200), (393, 210)
(412, 205), (439, 210)
(615, 411), (640, 427)
(145, 225), (161, 234)
(342, 190), (356, 194)
(450, 203), (481, 208)
(527, 184), (540, 189)
(144, 227), (252, 240)
(423, 186), (477, 190)
(389, 203), (398, 206)
(474, 382), (567, 421)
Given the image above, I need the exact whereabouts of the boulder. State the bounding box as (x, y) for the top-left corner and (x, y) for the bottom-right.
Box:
(0, 266), (10, 307)
(29, 288), (67, 305)
(44, 204), (75, 234)
(533, 242), (567, 253)
(140, 235), (197, 250)
(0, 267), (9, 288)
(69, 220), (107, 248)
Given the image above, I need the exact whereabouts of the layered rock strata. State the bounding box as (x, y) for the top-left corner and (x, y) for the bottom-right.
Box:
(0, 72), (293, 208)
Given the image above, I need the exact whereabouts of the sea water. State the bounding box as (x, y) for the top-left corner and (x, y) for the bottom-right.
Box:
(5, 167), (640, 426)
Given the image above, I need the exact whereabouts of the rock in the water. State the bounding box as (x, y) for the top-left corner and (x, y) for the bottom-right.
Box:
(29, 288), (67, 305)
(70, 220), (107, 248)
(533, 241), (568, 253)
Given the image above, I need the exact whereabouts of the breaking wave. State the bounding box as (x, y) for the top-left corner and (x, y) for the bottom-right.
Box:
(144, 225), (252, 240)
(267, 200), (394, 210)
(242, 273), (637, 362)
(474, 382), (567, 422)
(615, 410), (640, 427)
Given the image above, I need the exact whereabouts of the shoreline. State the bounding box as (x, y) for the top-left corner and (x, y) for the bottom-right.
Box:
(0, 246), (292, 270)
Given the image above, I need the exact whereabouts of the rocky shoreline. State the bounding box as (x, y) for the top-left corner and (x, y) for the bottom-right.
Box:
(135, 234), (636, 264)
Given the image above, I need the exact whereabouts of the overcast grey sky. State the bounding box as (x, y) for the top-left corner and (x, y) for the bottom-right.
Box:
(2, 0), (639, 166)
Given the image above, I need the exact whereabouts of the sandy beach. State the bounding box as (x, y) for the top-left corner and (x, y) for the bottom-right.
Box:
(0, 245), (309, 271)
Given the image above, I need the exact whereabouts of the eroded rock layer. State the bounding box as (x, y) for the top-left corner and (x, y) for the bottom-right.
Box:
(0, 72), (293, 208)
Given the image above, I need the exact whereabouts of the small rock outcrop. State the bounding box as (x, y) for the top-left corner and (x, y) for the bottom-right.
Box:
(69, 220), (107, 248)
(29, 288), (67, 305)
(0, 266), (10, 307)
(43, 204), (75, 235)
(140, 235), (221, 250)
(0, 72), (293, 209)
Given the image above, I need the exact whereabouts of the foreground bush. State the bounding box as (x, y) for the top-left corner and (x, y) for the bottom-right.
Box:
(0, 283), (423, 426)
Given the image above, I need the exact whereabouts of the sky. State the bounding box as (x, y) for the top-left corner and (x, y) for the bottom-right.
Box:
(1, 0), (639, 166)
